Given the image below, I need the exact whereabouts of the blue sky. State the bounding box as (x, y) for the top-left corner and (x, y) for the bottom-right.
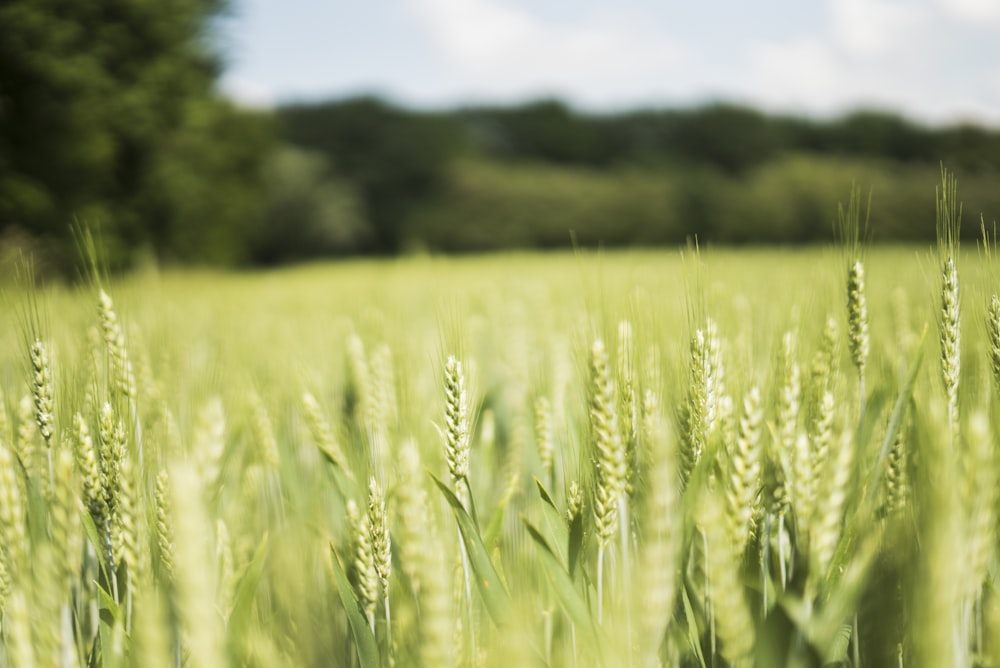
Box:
(219, 0), (1000, 124)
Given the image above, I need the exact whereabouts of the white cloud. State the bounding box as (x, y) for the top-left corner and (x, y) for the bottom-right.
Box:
(404, 0), (992, 120)
(725, 0), (1000, 123)
(733, 32), (1000, 125)
(405, 0), (683, 100)
(937, 0), (1000, 24)
(408, 0), (537, 66)
(736, 38), (849, 115)
(828, 0), (929, 58)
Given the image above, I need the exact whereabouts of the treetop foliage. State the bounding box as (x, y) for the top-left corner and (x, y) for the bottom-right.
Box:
(1, 0), (999, 275)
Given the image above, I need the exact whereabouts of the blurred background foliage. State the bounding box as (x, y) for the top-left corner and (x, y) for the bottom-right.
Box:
(1, 0), (999, 276)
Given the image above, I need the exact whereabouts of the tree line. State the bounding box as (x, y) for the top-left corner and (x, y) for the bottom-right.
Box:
(2, 0), (999, 274)
(277, 98), (1000, 256)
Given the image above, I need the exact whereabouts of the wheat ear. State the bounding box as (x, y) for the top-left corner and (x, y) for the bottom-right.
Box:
(987, 295), (1000, 396)
(302, 391), (350, 477)
(534, 396), (555, 489)
(347, 498), (377, 631)
(698, 490), (755, 667)
(638, 413), (678, 668)
(444, 355), (471, 507)
(940, 255), (961, 436)
(154, 470), (175, 582)
(937, 167), (962, 441)
(368, 477), (392, 648)
(29, 339), (55, 450)
(679, 321), (721, 486)
(168, 463), (225, 668)
(443, 353), (475, 654)
(725, 386), (763, 556)
(847, 260), (870, 417)
(396, 439), (428, 599)
(0, 442), (27, 578)
(589, 338), (626, 624)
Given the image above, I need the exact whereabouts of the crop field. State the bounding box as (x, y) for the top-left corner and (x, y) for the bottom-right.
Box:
(1, 208), (999, 664)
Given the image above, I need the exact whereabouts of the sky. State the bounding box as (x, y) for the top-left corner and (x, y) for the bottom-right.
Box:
(218, 0), (1000, 125)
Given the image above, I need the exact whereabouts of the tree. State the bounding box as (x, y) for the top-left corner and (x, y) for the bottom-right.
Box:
(829, 111), (934, 163)
(0, 0), (270, 269)
(252, 145), (369, 264)
(279, 97), (461, 253)
(460, 99), (618, 166)
(667, 104), (782, 174)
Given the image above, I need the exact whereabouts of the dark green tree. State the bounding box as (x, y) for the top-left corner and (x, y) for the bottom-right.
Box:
(0, 0), (271, 269)
(667, 104), (783, 174)
(828, 111), (934, 162)
(279, 97), (461, 253)
(251, 145), (368, 264)
(460, 99), (618, 166)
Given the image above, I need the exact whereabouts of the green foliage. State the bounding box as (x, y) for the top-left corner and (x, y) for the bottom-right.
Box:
(405, 155), (1000, 252)
(330, 544), (381, 668)
(0, 0), (272, 270)
(278, 97), (462, 253)
(461, 99), (620, 166)
(405, 159), (683, 251)
(8, 40), (1000, 272)
(148, 100), (273, 265)
(252, 146), (367, 263)
(432, 475), (511, 627)
(274, 98), (1000, 258)
(522, 518), (608, 661)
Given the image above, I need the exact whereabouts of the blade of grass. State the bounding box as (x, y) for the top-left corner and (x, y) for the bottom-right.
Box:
(227, 533), (269, 641)
(680, 583), (708, 668)
(96, 583), (124, 628)
(329, 543), (381, 668)
(535, 478), (569, 563)
(755, 600), (823, 668)
(861, 325), (927, 512)
(483, 484), (517, 550)
(818, 329), (926, 610)
(315, 445), (358, 502)
(568, 504), (585, 579)
(522, 519), (601, 640)
(432, 474), (511, 627)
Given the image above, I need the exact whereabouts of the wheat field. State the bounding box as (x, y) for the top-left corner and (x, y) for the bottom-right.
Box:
(1, 202), (999, 666)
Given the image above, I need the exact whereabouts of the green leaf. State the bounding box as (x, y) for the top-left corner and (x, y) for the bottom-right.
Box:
(757, 600), (823, 668)
(814, 330), (925, 627)
(779, 535), (879, 663)
(432, 474), (511, 626)
(329, 544), (381, 668)
(80, 509), (115, 583)
(23, 462), (48, 543)
(567, 504), (585, 579)
(534, 478), (569, 563)
(826, 622), (854, 665)
(680, 584), (708, 668)
(535, 477), (558, 509)
(862, 325), (926, 512)
(756, 603), (794, 668)
(522, 518), (600, 648)
(227, 533), (269, 641)
(482, 481), (516, 550)
(815, 534), (880, 657)
(315, 445), (357, 502)
(679, 431), (725, 526)
(97, 606), (126, 668)
(461, 476), (481, 530)
(96, 582), (124, 627)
